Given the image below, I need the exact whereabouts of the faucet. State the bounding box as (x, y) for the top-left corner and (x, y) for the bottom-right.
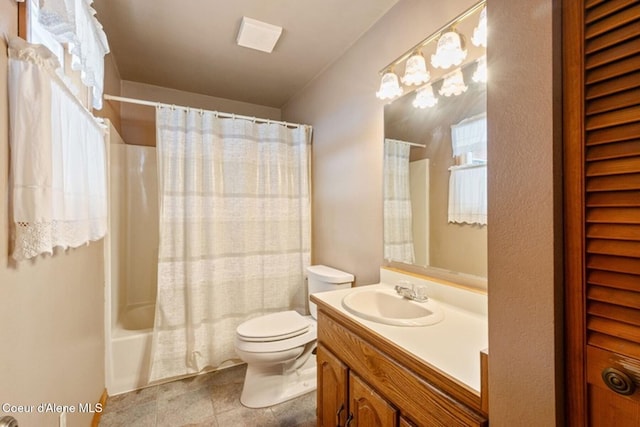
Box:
(394, 281), (429, 302)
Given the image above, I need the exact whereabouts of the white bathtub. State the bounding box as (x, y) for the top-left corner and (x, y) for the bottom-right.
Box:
(105, 125), (160, 396)
(107, 304), (155, 395)
(120, 304), (155, 331)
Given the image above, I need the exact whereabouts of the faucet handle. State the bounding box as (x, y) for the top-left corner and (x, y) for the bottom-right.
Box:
(415, 285), (429, 300)
(397, 280), (413, 290)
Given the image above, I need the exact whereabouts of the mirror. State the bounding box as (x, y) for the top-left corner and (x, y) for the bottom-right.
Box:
(383, 4), (487, 283)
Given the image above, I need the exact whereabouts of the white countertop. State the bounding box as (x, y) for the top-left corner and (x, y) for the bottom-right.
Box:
(313, 275), (488, 393)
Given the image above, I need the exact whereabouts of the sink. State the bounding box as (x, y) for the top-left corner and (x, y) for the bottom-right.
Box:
(341, 287), (444, 326)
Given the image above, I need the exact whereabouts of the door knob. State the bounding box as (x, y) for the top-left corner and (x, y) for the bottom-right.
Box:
(602, 367), (636, 396)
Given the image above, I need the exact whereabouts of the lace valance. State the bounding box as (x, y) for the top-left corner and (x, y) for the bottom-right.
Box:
(38, 0), (110, 109)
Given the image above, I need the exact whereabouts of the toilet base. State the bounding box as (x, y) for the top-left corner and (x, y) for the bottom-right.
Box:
(240, 353), (317, 408)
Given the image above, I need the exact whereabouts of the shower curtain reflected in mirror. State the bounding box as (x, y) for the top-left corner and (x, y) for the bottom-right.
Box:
(383, 139), (415, 264)
(150, 107), (312, 381)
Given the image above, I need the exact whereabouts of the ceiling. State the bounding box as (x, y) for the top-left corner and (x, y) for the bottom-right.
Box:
(93, 0), (400, 108)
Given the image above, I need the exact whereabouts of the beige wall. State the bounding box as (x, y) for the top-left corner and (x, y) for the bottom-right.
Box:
(487, 0), (562, 424)
(0, 2), (106, 426)
(96, 54), (123, 133)
(283, 0), (562, 425)
(116, 81), (282, 146)
(283, 0), (478, 285)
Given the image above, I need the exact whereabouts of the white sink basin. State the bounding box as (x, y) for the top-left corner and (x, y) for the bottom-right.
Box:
(341, 287), (444, 326)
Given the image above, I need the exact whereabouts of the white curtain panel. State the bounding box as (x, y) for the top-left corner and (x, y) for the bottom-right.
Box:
(8, 37), (107, 261)
(448, 166), (487, 225)
(150, 107), (312, 381)
(383, 139), (415, 264)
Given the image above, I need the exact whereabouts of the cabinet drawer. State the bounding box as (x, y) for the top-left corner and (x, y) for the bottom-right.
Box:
(318, 311), (488, 427)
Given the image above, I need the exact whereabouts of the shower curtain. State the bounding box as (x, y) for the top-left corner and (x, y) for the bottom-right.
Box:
(149, 107), (312, 381)
(383, 139), (415, 264)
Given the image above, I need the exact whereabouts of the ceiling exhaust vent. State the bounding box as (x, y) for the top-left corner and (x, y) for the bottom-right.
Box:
(236, 17), (283, 53)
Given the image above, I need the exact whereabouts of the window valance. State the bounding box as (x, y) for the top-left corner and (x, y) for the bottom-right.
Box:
(37, 0), (110, 109)
(8, 37), (107, 261)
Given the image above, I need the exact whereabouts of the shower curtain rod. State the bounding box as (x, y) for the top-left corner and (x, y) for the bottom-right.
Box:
(103, 94), (308, 129)
(385, 138), (426, 148)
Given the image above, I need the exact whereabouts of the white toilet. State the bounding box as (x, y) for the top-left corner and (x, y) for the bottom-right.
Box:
(234, 264), (354, 408)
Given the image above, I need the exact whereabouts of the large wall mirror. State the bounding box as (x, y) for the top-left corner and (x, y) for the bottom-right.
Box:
(382, 1), (487, 287)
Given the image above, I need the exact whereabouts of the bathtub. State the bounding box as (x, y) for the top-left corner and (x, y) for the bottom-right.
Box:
(106, 304), (155, 395)
(105, 123), (160, 396)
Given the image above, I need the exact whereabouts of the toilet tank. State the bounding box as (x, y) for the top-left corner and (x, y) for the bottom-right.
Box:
(306, 265), (354, 319)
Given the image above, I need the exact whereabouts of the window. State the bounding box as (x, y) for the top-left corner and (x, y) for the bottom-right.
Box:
(448, 114), (487, 225)
(27, 0), (65, 66)
(451, 113), (487, 164)
(19, 0), (110, 110)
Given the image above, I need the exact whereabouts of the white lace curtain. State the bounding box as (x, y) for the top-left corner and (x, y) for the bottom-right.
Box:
(150, 107), (312, 381)
(383, 139), (415, 264)
(37, 0), (110, 109)
(448, 114), (487, 225)
(8, 37), (107, 261)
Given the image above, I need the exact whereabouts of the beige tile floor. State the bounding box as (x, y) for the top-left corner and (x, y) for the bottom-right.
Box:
(99, 364), (316, 427)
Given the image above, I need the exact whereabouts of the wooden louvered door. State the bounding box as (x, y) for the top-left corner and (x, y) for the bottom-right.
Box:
(564, 0), (640, 425)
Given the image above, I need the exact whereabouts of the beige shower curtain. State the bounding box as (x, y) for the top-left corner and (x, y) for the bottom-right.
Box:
(149, 107), (312, 381)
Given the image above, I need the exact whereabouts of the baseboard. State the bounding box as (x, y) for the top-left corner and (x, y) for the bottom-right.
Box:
(91, 388), (108, 427)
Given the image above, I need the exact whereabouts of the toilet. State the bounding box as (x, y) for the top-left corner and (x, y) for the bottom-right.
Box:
(234, 264), (354, 408)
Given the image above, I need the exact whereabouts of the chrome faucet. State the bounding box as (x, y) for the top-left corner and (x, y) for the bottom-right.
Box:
(394, 281), (429, 302)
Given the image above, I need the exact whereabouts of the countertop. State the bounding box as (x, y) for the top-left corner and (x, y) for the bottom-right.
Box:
(312, 280), (488, 393)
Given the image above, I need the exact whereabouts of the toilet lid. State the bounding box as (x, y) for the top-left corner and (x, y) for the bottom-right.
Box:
(237, 311), (310, 342)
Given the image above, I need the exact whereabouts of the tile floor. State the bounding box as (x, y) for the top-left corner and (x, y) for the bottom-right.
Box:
(99, 364), (317, 427)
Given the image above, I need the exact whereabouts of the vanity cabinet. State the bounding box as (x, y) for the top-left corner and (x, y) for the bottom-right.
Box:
(318, 343), (398, 427)
(314, 300), (488, 427)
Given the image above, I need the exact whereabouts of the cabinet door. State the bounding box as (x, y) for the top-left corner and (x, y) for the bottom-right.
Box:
(399, 416), (417, 427)
(349, 372), (397, 427)
(317, 344), (349, 427)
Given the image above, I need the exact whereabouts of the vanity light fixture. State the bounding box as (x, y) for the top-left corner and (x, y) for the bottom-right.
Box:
(376, 69), (404, 100)
(375, 0), (485, 101)
(471, 7), (487, 47)
(439, 68), (467, 97)
(402, 51), (431, 86)
(412, 84), (438, 108)
(472, 55), (487, 83)
(430, 30), (467, 69)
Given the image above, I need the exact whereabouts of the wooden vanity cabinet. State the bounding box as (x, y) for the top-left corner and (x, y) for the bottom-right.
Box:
(318, 343), (398, 427)
(314, 301), (488, 427)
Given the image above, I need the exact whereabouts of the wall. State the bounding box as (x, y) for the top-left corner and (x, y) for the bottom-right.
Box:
(283, 0), (562, 425)
(487, 0), (562, 425)
(96, 53), (123, 133)
(0, 2), (106, 426)
(283, 0), (478, 285)
(114, 81), (282, 146)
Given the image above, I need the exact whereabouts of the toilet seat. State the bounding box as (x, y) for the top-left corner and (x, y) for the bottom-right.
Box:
(237, 311), (310, 342)
(236, 311), (317, 353)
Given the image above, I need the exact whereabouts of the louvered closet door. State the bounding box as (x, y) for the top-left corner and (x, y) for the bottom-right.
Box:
(565, 0), (640, 425)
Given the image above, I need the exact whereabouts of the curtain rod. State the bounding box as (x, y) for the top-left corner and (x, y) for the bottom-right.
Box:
(385, 138), (426, 148)
(103, 94), (309, 129)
